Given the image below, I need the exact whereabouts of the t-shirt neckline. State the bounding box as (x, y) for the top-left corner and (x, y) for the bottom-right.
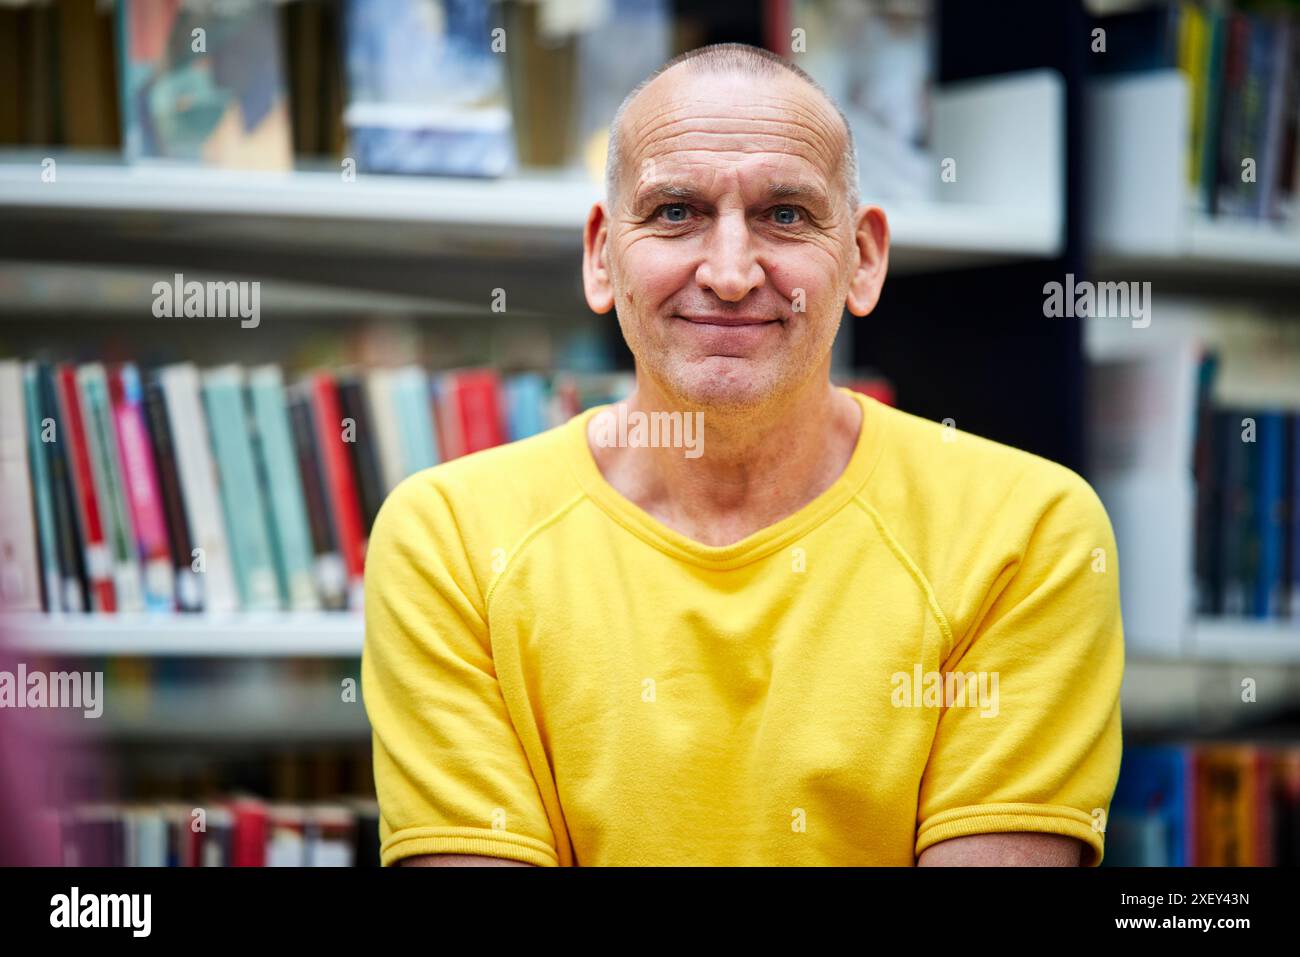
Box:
(563, 386), (884, 569)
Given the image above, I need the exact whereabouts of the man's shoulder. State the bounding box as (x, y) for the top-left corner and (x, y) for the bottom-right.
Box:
(374, 419), (585, 548)
(868, 399), (1112, 542)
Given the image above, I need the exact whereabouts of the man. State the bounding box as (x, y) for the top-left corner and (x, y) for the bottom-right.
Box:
(361, 43), (1123, 867)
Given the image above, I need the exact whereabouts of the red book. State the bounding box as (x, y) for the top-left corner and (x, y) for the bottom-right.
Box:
(231, 798), (268, 867)
(453, 369), (506, 454)
(55, 364), (115, 612)
(310, 372), (366, 582)
(108, 364), (173, 607)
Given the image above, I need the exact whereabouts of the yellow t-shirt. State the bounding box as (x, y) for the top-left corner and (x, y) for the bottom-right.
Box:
(361, 388), (1124, 866)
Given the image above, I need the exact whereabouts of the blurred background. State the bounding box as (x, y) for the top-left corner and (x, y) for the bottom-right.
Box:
(0, 0), (1298, 867)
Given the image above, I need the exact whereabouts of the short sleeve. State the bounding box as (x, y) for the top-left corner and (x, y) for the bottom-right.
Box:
(360, 475), (559, 866)
(915, 471), (1124, 866)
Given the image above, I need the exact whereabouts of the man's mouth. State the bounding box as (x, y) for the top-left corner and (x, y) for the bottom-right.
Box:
(675, 315), (783, 327)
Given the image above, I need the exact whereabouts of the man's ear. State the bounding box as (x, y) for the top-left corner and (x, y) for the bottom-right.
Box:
(845, 205), (890, 317)
(582, 202), (616, 315)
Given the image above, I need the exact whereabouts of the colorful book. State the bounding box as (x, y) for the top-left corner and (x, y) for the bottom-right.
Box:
(390, 366), (440, 477)
(158, 363), (238, 613)
(108, 364), (174, 611)
(22, 362), (61, 612)
(288, 384), (347, 611)
(142, 372), (200, 612)
(37, 363), (88, 612)
(201, 366), (280, 611)
(0, 360), (43, 611)
(248, 366), (319, 611)
(308, 373), (366, 599)
(55, 363), (115, 612)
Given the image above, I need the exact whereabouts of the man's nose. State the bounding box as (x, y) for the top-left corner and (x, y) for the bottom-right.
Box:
(695, 212), (764, 302)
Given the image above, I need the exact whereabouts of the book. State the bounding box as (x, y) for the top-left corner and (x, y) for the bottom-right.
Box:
(363, 368), (405, 492)
(116, 0), (292, 168)
(77, 363), (145, 612)
(142, 373), (201, 612)
(288, 384), (347, 611)
(158, 363), (238, 613)
(201, 366), (281, 611)
(308, 373), (366, 599)
(248, 366), (320, 611)
(342, 0), (514, 176)
(390, 366), (440, 477)
(108, 364), (175, 612)
(22, 363), (62, 612)
(37, 364), (89, 613)
(0, 360), (43, 611)
(336, 373), (385, 536)
(55, 363), (115, 612)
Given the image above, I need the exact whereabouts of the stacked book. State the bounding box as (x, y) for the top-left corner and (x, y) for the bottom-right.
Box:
(1107, 743), (1300, 866)
(0, 360), (632, 616)
(33, 797), (381, 867)
(1092, 0), (1300, 223)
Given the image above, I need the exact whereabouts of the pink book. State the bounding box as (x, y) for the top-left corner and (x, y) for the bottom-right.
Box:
(109, 364), (175, 610)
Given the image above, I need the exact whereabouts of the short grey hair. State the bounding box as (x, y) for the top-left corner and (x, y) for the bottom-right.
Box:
(605, 42), (860, 215)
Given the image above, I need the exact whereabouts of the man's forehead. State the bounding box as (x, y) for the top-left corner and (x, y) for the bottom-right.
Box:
(618, 67), (846, 200)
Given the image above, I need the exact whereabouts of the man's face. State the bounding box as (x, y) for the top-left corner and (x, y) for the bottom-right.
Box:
(585, 68), (884, 411)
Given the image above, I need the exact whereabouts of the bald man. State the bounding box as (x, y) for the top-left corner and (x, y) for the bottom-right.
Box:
(361, 43), (1124, 867)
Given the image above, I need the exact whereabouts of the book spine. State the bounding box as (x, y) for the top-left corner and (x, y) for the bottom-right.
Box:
(392, 366), (440, 475)
(337, 376), (384, 535)
(142, 373), (199, 612)
(0, 360), (43, 610)
(109, 364), (174, 611)
(288, 386), (346, 610)
(248, 367), (320, 611)
(39, 364), (88, 612)
(310, 372), (366, 595)
(22, 362), (62, 611)
(56, 363), (115, 612)
(201, 368), (281, 610)
(78, 364), (145, 612)
(160, 364), (238, 613)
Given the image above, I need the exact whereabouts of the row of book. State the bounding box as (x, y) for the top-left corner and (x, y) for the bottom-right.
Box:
(0, 359), (632, 615)
(0, 1), (933, 201)
(29, 797), (381, 867)
(1192, 357), (1300, 619)
(1093, 0), (1300, 223)
(1107, 743), (1300, 867)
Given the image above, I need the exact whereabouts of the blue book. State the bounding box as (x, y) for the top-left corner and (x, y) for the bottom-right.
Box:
(1107, 746), (1192, 867)
(391, 366), (441, 476)
(1287, 413), (1300, 618)
(505, 373), (549, 441)
(201, 366), (280, 610)
(24, 362), (62, 611)
(248, 366), (320, 611)
(1254, 411), (1285, 617)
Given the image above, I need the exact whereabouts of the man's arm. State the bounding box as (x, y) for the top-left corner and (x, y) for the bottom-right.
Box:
(400, 854), (536, 867)
(917, 833), (1083, 867)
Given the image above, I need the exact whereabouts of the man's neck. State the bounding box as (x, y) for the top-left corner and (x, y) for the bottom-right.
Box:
(587, 373), (864, 547)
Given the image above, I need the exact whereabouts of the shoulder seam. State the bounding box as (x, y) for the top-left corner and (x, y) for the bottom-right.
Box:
(852, 493), (955, 650)
(484, 489), (589, 612)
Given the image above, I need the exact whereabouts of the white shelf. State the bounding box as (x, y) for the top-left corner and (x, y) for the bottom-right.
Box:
(1, 613), (363, 657)
(1087, 71), (1300, 284)
(0, 160), (1061, 276)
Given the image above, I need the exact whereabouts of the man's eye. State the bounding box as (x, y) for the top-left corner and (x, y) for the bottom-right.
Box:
(771, 205), (802, 225)
(657, 204), (691, 223)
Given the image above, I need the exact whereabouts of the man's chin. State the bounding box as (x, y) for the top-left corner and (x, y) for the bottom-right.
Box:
(664, 358), (780, 411)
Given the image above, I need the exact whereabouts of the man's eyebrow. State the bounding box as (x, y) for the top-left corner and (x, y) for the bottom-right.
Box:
(632, 181), (833, 211)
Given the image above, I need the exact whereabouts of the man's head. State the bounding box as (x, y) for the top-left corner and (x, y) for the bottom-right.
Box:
(583, 42), (889, 413)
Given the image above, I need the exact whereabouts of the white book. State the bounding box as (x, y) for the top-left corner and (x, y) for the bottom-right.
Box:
(0, 359), (42, 610)
(364, 368), (405, 492)
(159, 363), (238, 613)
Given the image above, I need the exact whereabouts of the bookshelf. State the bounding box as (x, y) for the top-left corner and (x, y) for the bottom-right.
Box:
(0, 612), (363, 657)
(1087, 71), (1300, 284)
